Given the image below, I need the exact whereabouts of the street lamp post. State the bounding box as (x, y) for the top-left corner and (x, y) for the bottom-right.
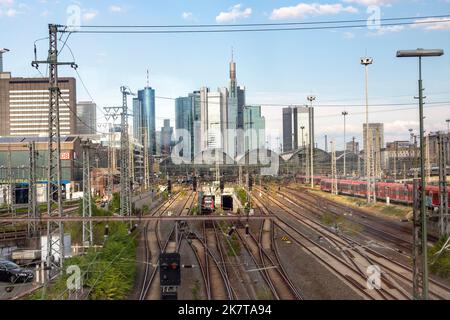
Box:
(446, 119), (450, 133)
(342, 111), (348, 177)
(360, 57), (374, 203)
(396, 48), (444, 300)
(307, 95), (316, 188)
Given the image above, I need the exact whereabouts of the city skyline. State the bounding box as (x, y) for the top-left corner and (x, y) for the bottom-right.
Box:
(0, 0), (449, 150)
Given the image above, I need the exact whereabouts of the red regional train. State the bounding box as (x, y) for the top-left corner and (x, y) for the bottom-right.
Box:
(319, 178), (450, 208)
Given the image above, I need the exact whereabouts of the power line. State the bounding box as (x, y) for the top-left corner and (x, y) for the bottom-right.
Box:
(74, 14), (450, 28)
(65, 19), (450, 34)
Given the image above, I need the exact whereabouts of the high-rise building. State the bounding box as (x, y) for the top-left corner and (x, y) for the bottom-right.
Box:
(363, 123), (384, 176)
(175, 91), (201, 161)
(76, 101), (97, 135)
(160, 119), (173, 156)
(243, 105), (265, 152)
(133, 86), (156, 155)
(363, 123), (384, 152)
(346, 140), (359, 154)
(282, 106), (314, 153)
(228, 52), (246, 157)
(0, 73), (77, 136)
(200, 86), (229, 151)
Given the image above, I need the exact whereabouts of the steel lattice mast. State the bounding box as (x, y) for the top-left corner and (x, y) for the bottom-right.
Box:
(120, 86), (133, 217)
(28, 141), (38, 237)
(31, 24), (77, 274)
(81, 139), (93, 246)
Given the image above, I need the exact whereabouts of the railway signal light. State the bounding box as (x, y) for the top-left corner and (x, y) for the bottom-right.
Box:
(227, 225), (236, 237)
(192, 176), (197, 191)
(248, 175), (253, 191)
(167, 179), (172, 194)
(245, 224), (249, 235)
(159, 253), (181, 286)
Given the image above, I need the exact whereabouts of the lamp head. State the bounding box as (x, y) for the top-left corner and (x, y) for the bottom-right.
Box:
(360, 57), (373, 65)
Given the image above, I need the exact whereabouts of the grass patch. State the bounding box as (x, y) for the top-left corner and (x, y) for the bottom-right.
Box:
(191, 279), (200, 300)
(28, 223), (137, 300)
(429, 237), (450, 280)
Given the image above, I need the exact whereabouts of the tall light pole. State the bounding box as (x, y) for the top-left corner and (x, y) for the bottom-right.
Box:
(360, 57), (375, 203)
(342, 111), (348, 177)
(397, 48), (444, 300)
(0, 48), (10, 72)
(307, 95), (316, 188)
(446, 119), (450, 133)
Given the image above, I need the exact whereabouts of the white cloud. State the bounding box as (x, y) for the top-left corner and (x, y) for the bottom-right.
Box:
(270, 3), (358, 20)
(343, 0), (395, 6)
(82, 9), (98, 21)
(411, 17), (450, 31)
(216, 4), (252, 23)
(182, 11), (193, 20)
(109, 5), (122, 13)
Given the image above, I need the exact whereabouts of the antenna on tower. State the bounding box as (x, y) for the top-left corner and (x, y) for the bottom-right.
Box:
(231, 46), (234, 62)
(146, 69), (149, 87)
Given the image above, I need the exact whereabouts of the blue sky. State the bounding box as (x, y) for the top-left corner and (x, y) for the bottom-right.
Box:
(1, 0), (450, 151)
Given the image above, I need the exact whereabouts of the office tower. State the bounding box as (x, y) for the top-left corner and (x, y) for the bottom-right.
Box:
(133, 86), (156, 155)
(363, 123), (384, 175)
(160, 119), (173, 156)
(228, 52), (246, 157)
(200, 86), (229, 151)
(175, 91), (202, 161)
(0, 74), (77, 136)
(282, 106), (314, 153)
(346, 140), (360, 154)
(76, 101), (97, 135)
(243, 105), (265, 152)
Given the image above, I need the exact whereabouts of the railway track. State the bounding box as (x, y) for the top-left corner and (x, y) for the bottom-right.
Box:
(138, 192), (182, 300)
(256, 187), (450, 300)
(281, 187), (412, 254)
(140, 191), (197, 300)
(276, 187), (450, 299)
(254, 187), (413, 300)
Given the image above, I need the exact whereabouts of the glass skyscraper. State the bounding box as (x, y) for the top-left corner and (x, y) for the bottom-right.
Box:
(133, 87), (156, 155)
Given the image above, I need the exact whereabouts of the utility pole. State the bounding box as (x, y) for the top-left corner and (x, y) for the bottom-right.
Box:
(342, 111), (348, 177)
(438, 133), (448, 236)
(396, 49), (444, 299)
(32, 24), (77, 274)
(412, 178), (422, 299)
(120, 86), (133, 218)
(307, 96), (316, 188)
(28, 141), (38, 238)
(7, 145), (15, 217)
(330, 141), (337, 195)
(425, 135), (431, 183)
(305, 133), (310, 181)
(81, 139), (93, 247)
(361, 57), (375, 204)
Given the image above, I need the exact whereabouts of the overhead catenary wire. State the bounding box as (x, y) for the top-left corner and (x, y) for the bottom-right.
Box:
(63, 18), (450, 34)
(71, 14), (450, 28)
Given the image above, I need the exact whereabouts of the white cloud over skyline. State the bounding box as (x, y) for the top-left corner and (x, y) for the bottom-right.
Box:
(216, 4), (252, 23)
(270, 3), (358, 20)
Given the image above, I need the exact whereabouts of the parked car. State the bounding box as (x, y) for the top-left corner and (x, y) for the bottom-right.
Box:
(0, 260), (34, 284)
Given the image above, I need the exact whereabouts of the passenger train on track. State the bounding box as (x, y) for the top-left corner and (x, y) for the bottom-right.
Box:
(295, 175), (450, 209)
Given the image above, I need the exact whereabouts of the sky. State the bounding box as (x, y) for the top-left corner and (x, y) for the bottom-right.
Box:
(1, 0), (450, 152)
